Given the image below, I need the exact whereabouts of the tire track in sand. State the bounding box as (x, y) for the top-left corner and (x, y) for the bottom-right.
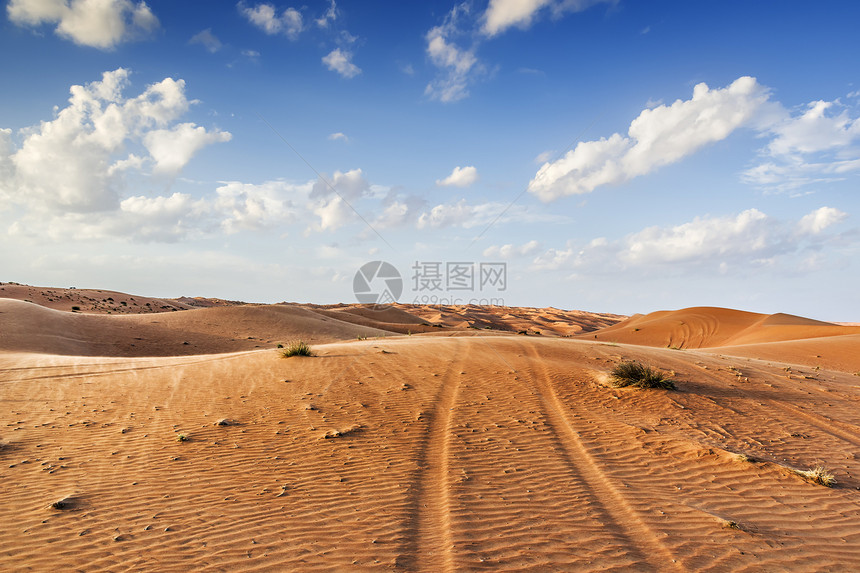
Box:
(404, 340), (464, 572)
(523, 342), (681, 572)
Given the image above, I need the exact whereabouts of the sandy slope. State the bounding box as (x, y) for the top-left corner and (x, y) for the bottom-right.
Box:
(2, 290), (860, 570)
(588, 306), (860, 351)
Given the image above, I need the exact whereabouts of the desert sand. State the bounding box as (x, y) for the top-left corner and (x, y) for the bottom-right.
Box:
(2, 284), (860, 571)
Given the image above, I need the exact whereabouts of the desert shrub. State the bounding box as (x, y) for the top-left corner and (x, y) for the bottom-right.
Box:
(281, 340), (313, 357)
(611, 361), (675, 390)
(71, 306), (81, 311)
(795, 465), (836, 487)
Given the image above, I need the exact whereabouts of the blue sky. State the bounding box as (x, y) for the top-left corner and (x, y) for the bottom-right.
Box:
(1, 0), (859, 321)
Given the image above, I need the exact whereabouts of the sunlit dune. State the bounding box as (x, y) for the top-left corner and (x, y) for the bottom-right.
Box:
(2, 285), (860, 570)
(586, 306), (860, 351)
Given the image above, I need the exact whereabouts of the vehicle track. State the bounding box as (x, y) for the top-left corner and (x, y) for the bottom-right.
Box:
(405, 340), (465, 572)
(0, 353), (248, 383)
(522, 342), (681, 571)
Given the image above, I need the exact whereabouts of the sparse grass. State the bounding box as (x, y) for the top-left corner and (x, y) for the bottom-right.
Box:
(611, 361), (675, 390)
(280, 340), (313, 357)
(794, 465), (836, 487)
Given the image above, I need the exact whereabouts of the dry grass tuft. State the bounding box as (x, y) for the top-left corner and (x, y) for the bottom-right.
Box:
(281, 340), (313, 357)
(794, 465), (836, 487)
(611, 361), (675, 390)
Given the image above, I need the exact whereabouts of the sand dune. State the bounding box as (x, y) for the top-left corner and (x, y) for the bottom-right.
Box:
(2, 286), (860, 570)
(587, 306), (860, 351)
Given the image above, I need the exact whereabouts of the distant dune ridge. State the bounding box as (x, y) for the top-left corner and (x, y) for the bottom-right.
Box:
(2, 283), (860, 570)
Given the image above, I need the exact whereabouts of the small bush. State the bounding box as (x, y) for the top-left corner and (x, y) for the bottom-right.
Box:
(176, 433), (189, 442)
(795, 465), (836, 487)
(281, 340), (313, 357)
(611, 361), (675, 390)
(71, 306), (81, 311)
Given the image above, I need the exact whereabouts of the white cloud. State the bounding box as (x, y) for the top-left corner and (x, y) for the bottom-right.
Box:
(328, 132), (349, 142)
(311, 196), (353, 232)
(798, 206), (847, 235)
(482, 0), (613, 37)
(528, 76), (771, 201)
(315, 0), (337, 28)
(144, 123), (231, 176)
(1, 69), (230, 215)
(373, 201), (411, 229)
(436, 165), (478, 187)
(239, 2), (303, 39)
(7, 0), (159, 49)
(189, 28), (222, 53)
(621, 209), (777, 265)
(424, 4), (480, 103)
(0, 128), (14, 205)
(767, 100), (860, 156)
(322, 48), (361, 78)
(741, 97), (860, 192)
(417, 199), (559, 229)
(310, 168), (368, 200)
(532, 207), (851, 272)
(483, 240), (540, 258)
(214, 180), (300, 233)
(741, 157), (860, 192)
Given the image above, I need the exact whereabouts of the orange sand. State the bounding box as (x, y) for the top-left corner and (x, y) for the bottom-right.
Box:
(2, 285), (860, 571)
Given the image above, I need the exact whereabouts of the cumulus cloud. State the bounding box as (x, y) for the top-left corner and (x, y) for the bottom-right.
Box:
(620, 209), (778, 265)
(7, 0), (159, 49)
(482, 0), (614, 37)
(798, 206), (848, 235)
(373, 201), (411, 229)
(529, 76), (771, 201)
(310, 168), (369, 200)
(532, 206), (850, 272)
(743, 97), (860, 191)
(189, 28), (222, 53)
(322, 48), (361, 78)
(214, 180), (300, 233)
(436, 165), (478, 187)
(144, 123), (232, 176)
(767, 100), (860, 156)
(1, 69), (230, 214)
(239, 2), (303, 39)
(483, 240), (540, 258)
(310, 196), (354, 232)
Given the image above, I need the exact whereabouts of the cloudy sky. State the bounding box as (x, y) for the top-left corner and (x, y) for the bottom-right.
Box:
(1, 0), (859, 320)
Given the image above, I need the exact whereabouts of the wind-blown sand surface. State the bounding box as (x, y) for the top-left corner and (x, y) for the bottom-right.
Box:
(2, 286), (860, 571)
